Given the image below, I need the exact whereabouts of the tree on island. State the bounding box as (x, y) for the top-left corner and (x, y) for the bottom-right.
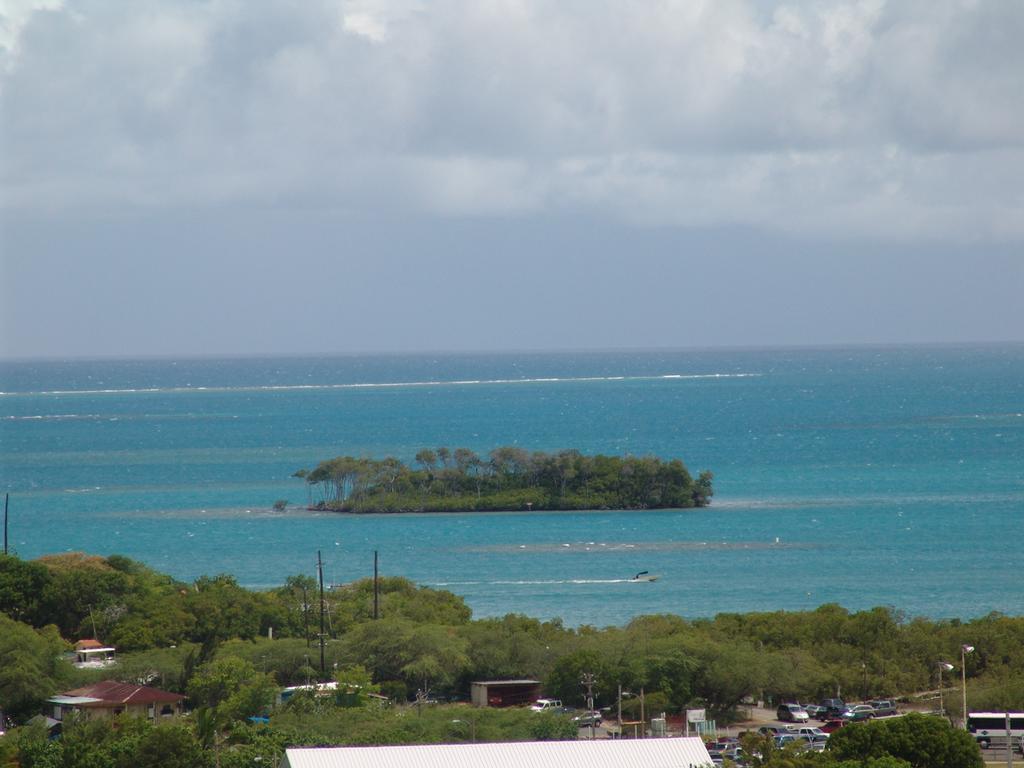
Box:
(296, 447), (713, 513)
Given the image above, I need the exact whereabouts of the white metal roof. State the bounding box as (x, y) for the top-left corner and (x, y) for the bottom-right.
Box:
(47, 696), (103, 705)
(281, 738), (713, 768)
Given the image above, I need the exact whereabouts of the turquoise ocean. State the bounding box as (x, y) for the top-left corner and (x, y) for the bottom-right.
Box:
(1, 345), (1021, 627)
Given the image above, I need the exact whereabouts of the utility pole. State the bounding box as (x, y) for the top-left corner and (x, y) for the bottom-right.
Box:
(3, 493), (8, 555)
(581, 672), (597, 739)
(618, 684), (623, 738)
(1007, 712), (1014, 768)
(937, 662), (954, 717)
(640, 687), (646, 738)
(961, 644), (974, 729)
(302, 585), (310, 649)
(317, 550), (326, 679)
(373, 550), (380, 620)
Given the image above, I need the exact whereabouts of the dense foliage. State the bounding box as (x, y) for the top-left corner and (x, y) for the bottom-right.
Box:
(733, 715), (984, 768)
(1, 551), (1020, 767)
(826, 714), (983, 768)
(297, 447), (714, 512)
(0, 613), (71, 722)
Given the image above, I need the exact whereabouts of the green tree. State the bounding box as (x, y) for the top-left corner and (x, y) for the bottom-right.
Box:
(527, 711), (578, 741)
(187, 657), (277, 723)
(545, 649), (610, 706)
(692, 641), (769, 716)
(124, 723), (210, 768)
(827, 714), (983, 768)
(183, 575), (264, 648)
(35, 552), (134, 638)
(0, 553), (53, 624)
(0, 614), (71, 722)
(10, 720), (63, 768)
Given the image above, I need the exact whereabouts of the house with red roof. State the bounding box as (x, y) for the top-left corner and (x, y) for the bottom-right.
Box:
(47, 681), (185, 722)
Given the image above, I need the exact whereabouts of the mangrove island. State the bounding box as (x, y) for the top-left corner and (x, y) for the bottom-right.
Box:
(295, 447), (713, 513)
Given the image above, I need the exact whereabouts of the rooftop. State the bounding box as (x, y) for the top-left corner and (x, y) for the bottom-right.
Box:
(60, 681), (185, 706)
(282, 738), (713, 768)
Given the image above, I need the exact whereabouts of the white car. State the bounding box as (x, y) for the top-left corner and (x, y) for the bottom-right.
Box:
(777, 703), (810, 722)
(529, 698), (563, 712)
(795, 726), (829, 744)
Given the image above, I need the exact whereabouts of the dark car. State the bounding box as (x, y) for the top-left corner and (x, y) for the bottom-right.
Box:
(839, 705), (875, 722)
(572, 710), (602, 727)
(818, 698), (847, 720)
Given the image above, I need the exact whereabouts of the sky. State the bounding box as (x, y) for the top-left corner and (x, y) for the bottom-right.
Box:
(1, 0), (1022, 359)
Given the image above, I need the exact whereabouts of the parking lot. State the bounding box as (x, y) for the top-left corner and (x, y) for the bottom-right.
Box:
(979, 737), (1024, 766)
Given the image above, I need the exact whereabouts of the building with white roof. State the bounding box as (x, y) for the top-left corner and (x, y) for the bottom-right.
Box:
(280, 738), (713, 768)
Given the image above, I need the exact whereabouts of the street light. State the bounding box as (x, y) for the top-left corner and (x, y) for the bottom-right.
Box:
(961, 645), (974, 729)
(937, 662), (954, 716)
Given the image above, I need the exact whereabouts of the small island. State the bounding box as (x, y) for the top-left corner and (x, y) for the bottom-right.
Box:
(295, 447), (713, 513)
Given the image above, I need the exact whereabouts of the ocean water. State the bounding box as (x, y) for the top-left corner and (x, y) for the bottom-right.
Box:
(1, 345), (1021, 626)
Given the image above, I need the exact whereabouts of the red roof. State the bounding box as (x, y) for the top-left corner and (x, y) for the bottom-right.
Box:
(63, 681), (185, 706)
(75, 639), (106, 650)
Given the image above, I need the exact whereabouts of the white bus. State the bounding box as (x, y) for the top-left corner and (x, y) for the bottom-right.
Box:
(966, 712), (1024, 750)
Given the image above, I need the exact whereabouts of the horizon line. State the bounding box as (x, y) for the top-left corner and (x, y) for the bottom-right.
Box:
(2, 338), (1023, 365)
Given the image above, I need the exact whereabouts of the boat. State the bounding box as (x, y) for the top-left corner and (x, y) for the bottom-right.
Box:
(628, 571), (659, 583)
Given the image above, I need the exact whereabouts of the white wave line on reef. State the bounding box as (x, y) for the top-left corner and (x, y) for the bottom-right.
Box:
(0, 372), (761, 398)
(2, 413), (105, 420)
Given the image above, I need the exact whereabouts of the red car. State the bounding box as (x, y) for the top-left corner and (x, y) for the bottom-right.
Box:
(821, 719), (848, 733)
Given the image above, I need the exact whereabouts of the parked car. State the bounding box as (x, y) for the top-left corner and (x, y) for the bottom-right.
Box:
(819, 696), (843, 716)
(794, 726), (830, 745)
(706, 738), (740, 751)
(717, 744), (745, 762)
(777, 703), (810, 723)
(572, 710), (602, 727)
(818, 699), (847, 720)
(821, 719), (848, 733)
(759, 725), (794, 736)
(529, 698), (563, 712)
(804, 703), (828, 719)
(868, 699), (898, 717)
(840, 705), (876, 722)
(774, 734), (803, 749)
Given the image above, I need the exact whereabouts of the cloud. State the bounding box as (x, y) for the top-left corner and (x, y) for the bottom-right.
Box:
(0, 0), (63, 72)
(1, 0), (1022, 241)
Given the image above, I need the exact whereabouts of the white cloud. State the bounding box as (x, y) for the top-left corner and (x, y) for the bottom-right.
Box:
(1, 0), (1022, 242)
(0, 0), (63, 72)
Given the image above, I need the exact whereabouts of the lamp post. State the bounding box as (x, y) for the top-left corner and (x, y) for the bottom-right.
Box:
(937, 662), (954, 716)
(961, 645), (974, 729)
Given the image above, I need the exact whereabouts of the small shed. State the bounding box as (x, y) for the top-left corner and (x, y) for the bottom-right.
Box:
(470, 679), (542, 708)
(280, 738), (714, 768)
(73, 639), (116, 668)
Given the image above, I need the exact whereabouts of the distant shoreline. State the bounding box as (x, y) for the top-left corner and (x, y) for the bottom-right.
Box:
(307, 502), (710, 515)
